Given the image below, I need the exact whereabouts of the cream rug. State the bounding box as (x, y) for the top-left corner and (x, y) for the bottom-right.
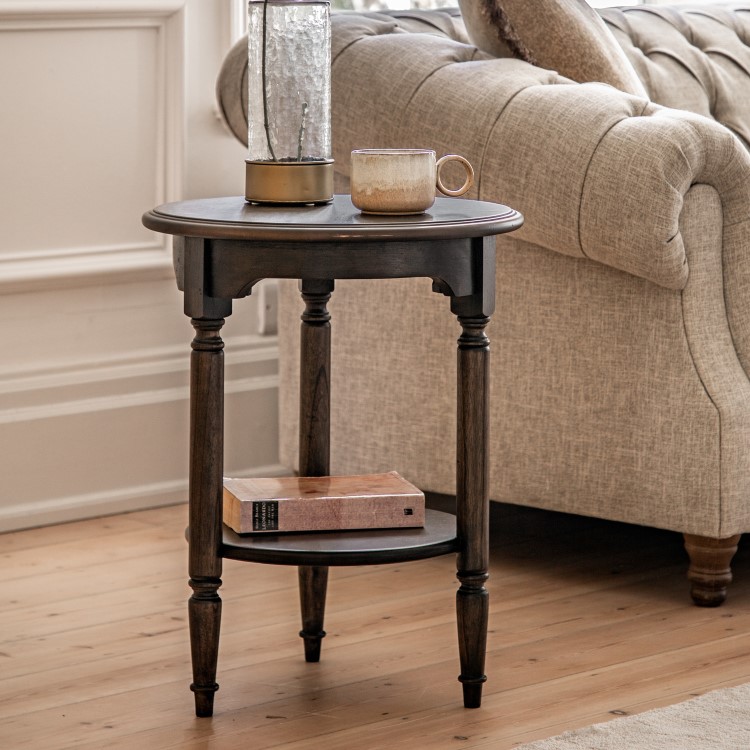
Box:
(517, 683), (750, 749)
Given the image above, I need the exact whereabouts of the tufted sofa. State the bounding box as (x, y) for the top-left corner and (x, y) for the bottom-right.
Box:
(217, 5), (750, 606)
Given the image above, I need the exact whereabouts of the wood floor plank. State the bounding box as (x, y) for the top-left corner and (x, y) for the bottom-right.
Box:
(24, 623), (750, 750)
(0, 512), (157, 553)
(2, 502), (750, 750)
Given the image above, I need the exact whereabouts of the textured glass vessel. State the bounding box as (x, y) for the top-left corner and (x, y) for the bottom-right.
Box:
(246, 0), (333, 203)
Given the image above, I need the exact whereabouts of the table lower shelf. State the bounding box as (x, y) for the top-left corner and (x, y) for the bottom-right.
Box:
(220, 508), (458, 566)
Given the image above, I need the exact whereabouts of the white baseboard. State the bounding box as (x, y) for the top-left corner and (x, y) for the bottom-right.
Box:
(0, 463), (287, 533)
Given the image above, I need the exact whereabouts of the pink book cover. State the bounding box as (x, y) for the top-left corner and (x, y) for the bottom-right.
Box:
(223, 471), (425, 534)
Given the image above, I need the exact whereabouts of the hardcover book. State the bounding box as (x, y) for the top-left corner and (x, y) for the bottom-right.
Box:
(223, 471), (425, 534)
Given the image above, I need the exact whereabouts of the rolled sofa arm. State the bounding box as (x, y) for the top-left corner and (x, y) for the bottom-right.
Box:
(328, 15), (750, 293)
(217, 12), (750, 294)
(490, 87), (750, 292)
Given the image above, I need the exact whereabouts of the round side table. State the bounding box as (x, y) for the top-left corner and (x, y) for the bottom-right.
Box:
(142, 194), (523, 716)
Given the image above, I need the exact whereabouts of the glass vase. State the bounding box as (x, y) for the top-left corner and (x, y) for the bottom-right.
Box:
(246, 0), (333, 204)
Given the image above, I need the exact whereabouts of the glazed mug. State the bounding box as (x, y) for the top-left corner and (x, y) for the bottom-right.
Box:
(350, 148), (474, 215)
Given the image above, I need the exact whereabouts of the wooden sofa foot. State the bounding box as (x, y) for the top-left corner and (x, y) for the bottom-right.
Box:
(684, 534), (741, 607)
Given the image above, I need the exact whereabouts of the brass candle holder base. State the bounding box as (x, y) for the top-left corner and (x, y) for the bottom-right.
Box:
(245, 159), (334, 205)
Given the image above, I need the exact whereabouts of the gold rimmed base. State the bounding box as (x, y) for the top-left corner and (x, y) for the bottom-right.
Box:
(245, 159), (334, 205)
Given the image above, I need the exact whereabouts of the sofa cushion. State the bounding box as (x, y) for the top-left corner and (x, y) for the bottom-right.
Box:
(458, 0), (647, 97)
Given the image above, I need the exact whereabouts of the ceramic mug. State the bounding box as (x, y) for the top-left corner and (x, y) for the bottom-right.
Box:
(350, 148), (474, 215)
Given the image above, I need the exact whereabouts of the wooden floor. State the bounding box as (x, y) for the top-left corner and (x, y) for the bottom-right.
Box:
(3, 499), (750, 750)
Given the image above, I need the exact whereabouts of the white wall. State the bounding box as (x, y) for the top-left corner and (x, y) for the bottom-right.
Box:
(0, 0), (282, 531)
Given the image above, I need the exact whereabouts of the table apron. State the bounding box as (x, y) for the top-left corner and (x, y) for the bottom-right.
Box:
(193, 237), (495, 302)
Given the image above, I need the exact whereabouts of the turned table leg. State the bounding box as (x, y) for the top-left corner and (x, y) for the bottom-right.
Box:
(455, 313), (491, 709)
(297, 279), (334, 662)
(450, 236), (495, 709)
(188, 317), (227, 717)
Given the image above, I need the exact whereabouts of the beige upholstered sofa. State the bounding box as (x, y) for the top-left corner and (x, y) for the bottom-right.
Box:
(217, 5), (750, 606)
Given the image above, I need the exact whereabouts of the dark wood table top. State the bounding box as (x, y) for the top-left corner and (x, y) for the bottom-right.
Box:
(142, 194), (523, 242)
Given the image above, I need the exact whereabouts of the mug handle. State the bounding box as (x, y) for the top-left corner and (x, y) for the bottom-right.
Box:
(436, 155), (475, 197)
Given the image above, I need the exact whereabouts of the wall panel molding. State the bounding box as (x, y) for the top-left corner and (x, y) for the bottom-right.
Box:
(0, 0), (186, 291)
(0, 1), (185, 22)
(0, 333), (281, 532)
(0, 333), (278, 423)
